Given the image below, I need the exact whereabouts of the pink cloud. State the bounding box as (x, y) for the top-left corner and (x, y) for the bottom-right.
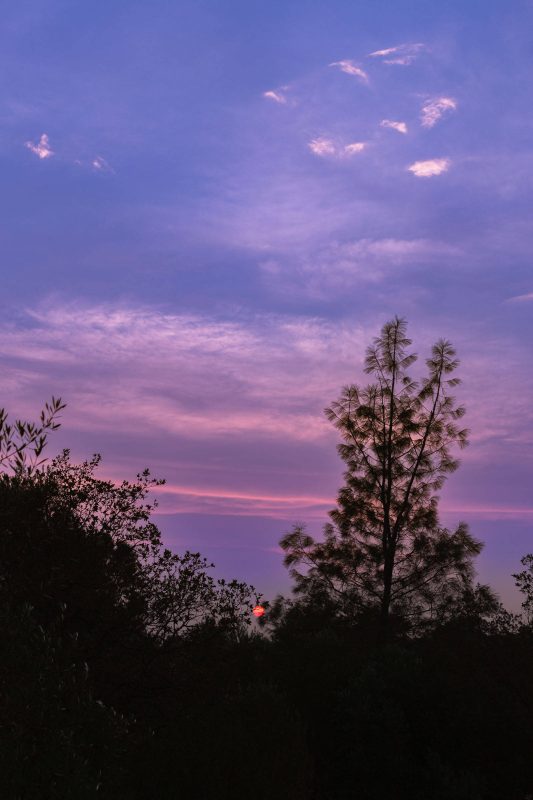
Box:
(25, 133), (53, 159)
(263, 89), (287, 104)
(92, 155), (114, 173)
(308, 137), (336, 157)
(308, 139), (366, 159)
(507, 292), (533, 302)
(420, 96), (457, 128)
(0, 302), (368, 445)
(380, 119), (407, 135)
(2, 304), (531, 524)
(441, 506), (533, 521)
(329, 60), (369, 83)
(0, 302), (364, 519)
(369, 43), (425, 65)
(344, 142), (366, 155)
(152, 482), (333, 519)
(408, 158), (450, 177)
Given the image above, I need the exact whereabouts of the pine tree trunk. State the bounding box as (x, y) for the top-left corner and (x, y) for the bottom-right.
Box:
(379, 554), (394, 644)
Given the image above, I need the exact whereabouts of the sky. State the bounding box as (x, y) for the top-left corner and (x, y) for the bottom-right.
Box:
(1, 0), (532, 609)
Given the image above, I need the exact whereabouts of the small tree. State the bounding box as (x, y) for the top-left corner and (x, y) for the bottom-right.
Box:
(281, 317), (485, 638)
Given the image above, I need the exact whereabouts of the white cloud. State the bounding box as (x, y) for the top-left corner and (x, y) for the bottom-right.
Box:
(263, 89), (287, 104)
(25, 133), (53, 159)
(408, 158), (450, 177)
(308, 139), (367, 159)
(369, 43), (425, 65)
(92, 155), (113, 173)
(344, 142), (366, 155)
(421, 96), (457, 128)
(308, 137), (336, 157)
(329, 60), (369, 83)
(380, 119), (408, 135)
(369, 46), (398, 57)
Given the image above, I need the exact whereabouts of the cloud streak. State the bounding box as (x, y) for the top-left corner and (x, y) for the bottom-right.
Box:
(507, 292), (533, 302)
(152, 482), (333, 519)
(329, 60), (369, 83)
(369, 42), (425, 65)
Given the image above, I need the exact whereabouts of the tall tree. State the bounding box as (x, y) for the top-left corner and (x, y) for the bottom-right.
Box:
(281, 317), (485, 638)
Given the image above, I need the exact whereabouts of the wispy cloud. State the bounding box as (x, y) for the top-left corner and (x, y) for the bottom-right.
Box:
(344, 142), (366, 155)
(263, 89), (287, 104)
(329, 60), (369, 84)
(369, 43), (425, 65)
(441, 505), (533, 521)
(0, 302), (371, 519)
(308, 139), (366, 159)
(261, 237), (461, 297)
(1, 303), (530, 525)
(25, 133), (53, 159)
(506, 292), (533, 302)
(421, 96), (457, 128)
(0, 302), (369, 446)
(92, 155), (114, 173)
(380, 119), (408, 135)
(408, 158), (450, 177)
(308, 137), (336, 157)
(152, 483), (333, 519)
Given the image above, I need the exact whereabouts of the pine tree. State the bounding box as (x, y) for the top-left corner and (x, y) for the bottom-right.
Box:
(281, 317), (486, 639)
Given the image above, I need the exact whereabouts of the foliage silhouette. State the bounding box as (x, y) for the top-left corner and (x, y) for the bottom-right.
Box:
(0, 601), (133, 799)
(0, 396), (65, 474)
(513, 554), (533, 625)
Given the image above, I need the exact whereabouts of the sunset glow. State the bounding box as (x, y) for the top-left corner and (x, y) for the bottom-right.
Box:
(1, 1), (532, 609)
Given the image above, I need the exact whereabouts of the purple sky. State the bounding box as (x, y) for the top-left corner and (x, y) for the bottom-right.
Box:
(1, 0), (532, 609)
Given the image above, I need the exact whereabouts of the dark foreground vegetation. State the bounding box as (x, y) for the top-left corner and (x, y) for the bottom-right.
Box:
(1, 319), (532, 799)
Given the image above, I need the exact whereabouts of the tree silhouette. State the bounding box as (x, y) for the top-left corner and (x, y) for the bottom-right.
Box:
(143, 548), (258, 642)
(513, 554), (533, 626)
(44, 451), (257, 641)
(0, 397), (65, 475)
(281, 317), (485, 639)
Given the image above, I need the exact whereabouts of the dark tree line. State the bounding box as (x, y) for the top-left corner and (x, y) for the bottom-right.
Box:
(1, 319), (533, 799)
